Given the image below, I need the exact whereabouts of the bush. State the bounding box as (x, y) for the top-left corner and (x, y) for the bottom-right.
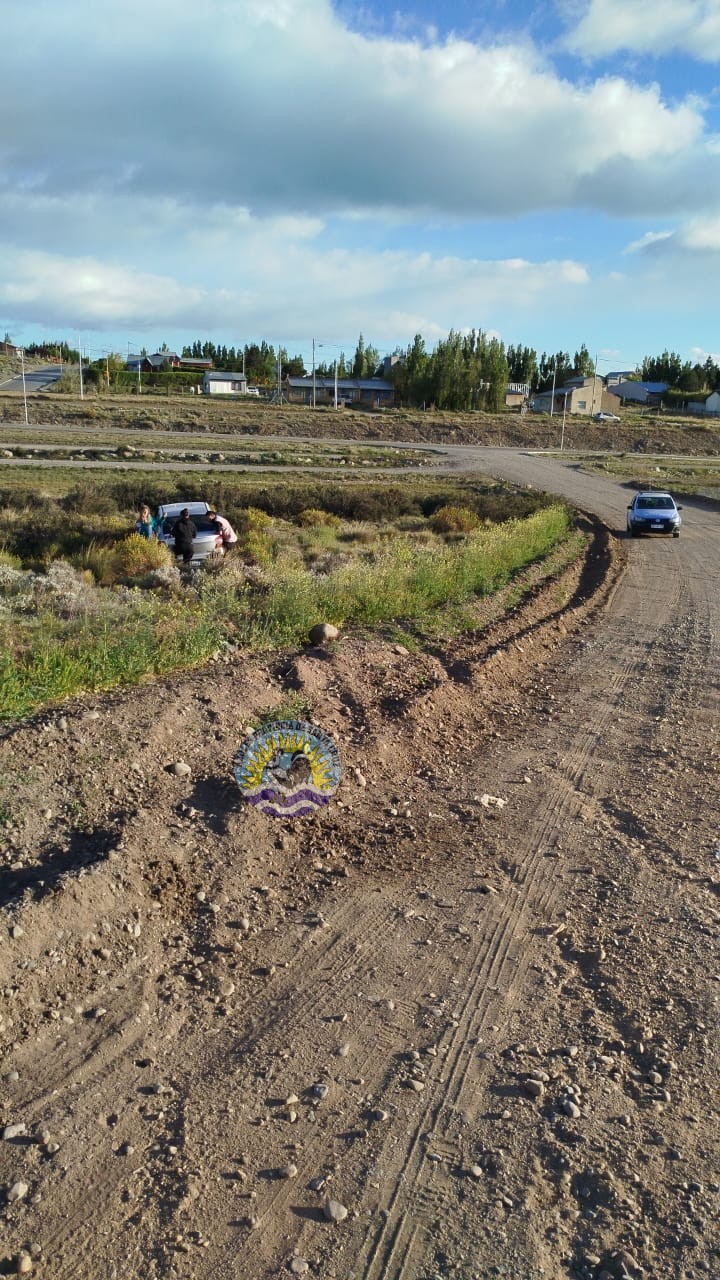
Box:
(429, 505), (481, 534)
(111, 533), (173, 582)
(296, 508), (342, 530)
(237, 506), (273, 533)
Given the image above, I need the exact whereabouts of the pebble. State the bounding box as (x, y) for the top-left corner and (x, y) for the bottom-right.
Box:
(169, 761), (192, 777)
(525, 1079), (545, 1098)
(3, 1124), (26, 1140)
(371, 1109), (389, 1122)
(407, 1079), (425, 1093)
(290, 1261), (310, 1276)
(323, 1198), (348, 1222)
(337, 1042), (351, 1058)
(278, 1164), (298, 1180)
(8, 1181), (29, 1202)
(648, 1070), (663, 1085)
(16, 1254), (32, 1276)
(312, 1083), (330, 1100)
(562, 1099), (581, 1119)
(467, 1165), (484, 1180)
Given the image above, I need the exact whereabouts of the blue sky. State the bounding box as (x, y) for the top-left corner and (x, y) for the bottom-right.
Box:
(2, 0), (719, 373)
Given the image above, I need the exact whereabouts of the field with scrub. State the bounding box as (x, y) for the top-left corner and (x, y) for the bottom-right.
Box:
(0, 465), (580, 721)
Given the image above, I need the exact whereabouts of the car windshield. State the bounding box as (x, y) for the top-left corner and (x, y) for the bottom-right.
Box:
(637, 496), (673, 510)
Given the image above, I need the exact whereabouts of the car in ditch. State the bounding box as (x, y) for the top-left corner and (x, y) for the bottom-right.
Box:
(626, 491), (682, 538)
(156, 501), (226, 564)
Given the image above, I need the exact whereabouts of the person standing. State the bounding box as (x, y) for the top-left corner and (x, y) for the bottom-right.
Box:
(173, 508), (197, 563)
(208, 509), (238, 547)
(135, 504), (159, 539)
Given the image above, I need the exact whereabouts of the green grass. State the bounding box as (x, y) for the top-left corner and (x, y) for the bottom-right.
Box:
(0, 503), (574, 721)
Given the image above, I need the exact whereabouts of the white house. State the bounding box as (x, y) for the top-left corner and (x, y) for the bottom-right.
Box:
(203, 370), (248, 396)
(688, 390), (720, 416)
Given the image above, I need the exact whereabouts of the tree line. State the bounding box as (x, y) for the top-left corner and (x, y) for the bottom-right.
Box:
(13, 334), (720, 409)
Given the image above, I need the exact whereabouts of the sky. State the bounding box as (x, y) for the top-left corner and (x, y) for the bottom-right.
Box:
(2, 0), (720, 374)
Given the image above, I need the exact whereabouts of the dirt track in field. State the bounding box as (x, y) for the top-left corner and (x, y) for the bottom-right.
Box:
(0, 451), (718, 1280)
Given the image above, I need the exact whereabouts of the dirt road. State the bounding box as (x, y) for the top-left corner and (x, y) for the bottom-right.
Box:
(1, 453), (718, 1280)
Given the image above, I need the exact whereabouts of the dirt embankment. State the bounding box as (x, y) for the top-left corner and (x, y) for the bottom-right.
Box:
(3, 391), (720, 456)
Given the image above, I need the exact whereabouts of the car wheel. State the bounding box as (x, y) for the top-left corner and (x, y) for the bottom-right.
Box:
(673, 531), (680, 538)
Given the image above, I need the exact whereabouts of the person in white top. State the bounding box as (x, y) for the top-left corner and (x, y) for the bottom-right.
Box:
(208, 509), (238, 547)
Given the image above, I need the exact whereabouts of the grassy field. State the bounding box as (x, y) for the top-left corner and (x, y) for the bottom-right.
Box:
(0, 457), (578, 720)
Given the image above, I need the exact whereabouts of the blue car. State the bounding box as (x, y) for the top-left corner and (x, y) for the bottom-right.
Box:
(627, 491), (682, 538)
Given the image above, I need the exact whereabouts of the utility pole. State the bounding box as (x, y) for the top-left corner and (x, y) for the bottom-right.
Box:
(106, 355), (110, 392)
(560, 392), (567, 450)
(312, 337), (316, 409)
(334, 358), (338, 410)
(549, 360), (556, 417)
(78, 334), (84, 400)
(591, 352), (598, 416)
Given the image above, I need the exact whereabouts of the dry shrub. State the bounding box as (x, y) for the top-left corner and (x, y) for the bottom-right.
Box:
(237, 507), (273, 533)
(429, 505), (481, 534)
(296, 508), (342, 530)
(111, 533), (173, 581)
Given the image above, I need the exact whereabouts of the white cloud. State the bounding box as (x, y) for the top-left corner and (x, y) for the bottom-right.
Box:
(625, 217), (720, 255)
(0, 240), (588, 347)
(624, 230), (674, 254)
(0, 0), (712, 224)
(564, 0), (720, 61)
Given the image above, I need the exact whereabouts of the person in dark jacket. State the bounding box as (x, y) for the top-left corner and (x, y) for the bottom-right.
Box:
(173, 509), (197, 563)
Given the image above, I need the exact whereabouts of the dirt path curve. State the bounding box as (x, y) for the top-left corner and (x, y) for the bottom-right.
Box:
(0, 453), (718, 1280)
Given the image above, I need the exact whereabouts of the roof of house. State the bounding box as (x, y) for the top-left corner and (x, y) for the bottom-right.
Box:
(615, 380), (669, 393)
(147, 351), (179, 368)
(287, 376), (393, 391)
(203, 370), (247, 381)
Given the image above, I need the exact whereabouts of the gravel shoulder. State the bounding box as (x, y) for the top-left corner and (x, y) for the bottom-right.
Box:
(0, 453), (718, 1280)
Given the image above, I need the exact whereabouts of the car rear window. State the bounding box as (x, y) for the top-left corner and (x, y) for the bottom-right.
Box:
(163, 516), (218, 534)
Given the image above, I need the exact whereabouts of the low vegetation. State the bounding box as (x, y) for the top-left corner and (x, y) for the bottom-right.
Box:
(0, 470), (577, 721)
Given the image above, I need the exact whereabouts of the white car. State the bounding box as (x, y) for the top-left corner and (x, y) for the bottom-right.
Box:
(593, 411), (620, 422)
(627, 491), (682, 538)
(156, 501), (225, 563)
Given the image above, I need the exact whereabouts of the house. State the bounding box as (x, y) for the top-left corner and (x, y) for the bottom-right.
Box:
(146, 351), (181, 370)
(202, 370), (249, 396)
(285, 376), (394, 408)
(688, 390), (720, 416)
(531, 376), (620, 417)
(612, 380), (668, 406)
(505, 382), (530, 409)
(605, 371), (636, 387)
(177, 357), (213, 370)
(126, 354), (153, 373)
